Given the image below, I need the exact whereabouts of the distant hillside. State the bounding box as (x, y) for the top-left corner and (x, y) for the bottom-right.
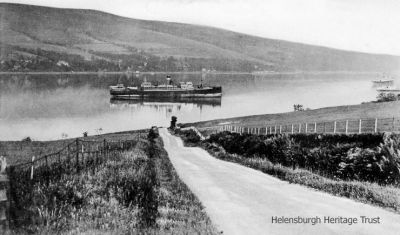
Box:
(0, 3), (399, 72)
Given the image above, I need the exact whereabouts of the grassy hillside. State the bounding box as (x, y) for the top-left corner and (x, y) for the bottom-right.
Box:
(0, 3), (399, 72)
(183, 100), (400, 128)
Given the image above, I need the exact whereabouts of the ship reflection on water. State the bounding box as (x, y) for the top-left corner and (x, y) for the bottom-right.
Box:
(109, 97), (222, 116)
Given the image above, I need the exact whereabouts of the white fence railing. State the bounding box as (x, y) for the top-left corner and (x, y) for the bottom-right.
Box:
(202, 117), (400, 135)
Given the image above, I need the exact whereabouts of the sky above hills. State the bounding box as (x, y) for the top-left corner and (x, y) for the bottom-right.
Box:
(5, 0), (400, 56)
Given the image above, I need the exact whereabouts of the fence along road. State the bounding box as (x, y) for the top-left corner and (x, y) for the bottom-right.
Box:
(207, 117), (400, 135)
(0, 132), (147, 231)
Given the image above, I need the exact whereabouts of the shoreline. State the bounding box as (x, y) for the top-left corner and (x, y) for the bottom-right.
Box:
(0, 71), (383, 75)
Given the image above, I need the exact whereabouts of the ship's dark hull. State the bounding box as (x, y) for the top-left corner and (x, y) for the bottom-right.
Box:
(110, 96), (222, 106)
(110, 87), (222, 98)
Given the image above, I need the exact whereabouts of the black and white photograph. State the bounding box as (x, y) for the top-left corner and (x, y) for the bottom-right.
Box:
(0, 0), (400, 234)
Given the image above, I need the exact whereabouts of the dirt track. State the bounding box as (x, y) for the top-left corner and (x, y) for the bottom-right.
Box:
(159, 128), (400, 235)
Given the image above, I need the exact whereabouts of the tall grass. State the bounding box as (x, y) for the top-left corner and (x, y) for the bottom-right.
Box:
(8, 141), (153, 233)
(7, 128), (217, 234)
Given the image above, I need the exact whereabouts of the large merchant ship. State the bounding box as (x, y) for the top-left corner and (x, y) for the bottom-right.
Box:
(110, 75), (222, 99)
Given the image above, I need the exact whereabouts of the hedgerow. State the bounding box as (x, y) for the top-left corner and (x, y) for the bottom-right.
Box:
(207, 132), (400, 185)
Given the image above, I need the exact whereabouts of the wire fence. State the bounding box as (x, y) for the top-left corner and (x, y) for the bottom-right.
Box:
(1, 131), (148, 230)
(9, 135), (147, 180)
(200, 117), (400, 136)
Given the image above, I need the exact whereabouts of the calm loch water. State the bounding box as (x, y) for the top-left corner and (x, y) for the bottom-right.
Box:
(0, 72), (387, 140)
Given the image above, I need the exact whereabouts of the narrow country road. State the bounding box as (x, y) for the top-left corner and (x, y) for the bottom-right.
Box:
(159, 128), (400, 235)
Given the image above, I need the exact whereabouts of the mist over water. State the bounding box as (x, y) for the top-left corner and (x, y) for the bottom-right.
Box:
(0, 73), (384, 140)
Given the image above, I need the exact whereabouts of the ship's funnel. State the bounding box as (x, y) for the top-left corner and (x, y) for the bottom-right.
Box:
(166, 75), (172, 85)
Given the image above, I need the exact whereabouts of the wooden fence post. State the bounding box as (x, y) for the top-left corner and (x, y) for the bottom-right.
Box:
(76, 139), (80, 173)
(305, 123), (308, 133)
(0, 156), (9, 231)
(81, 144), (85, 167)
(345, 120), (349, 134)
(103, 139), (106, 158)
(279, 125), (282, 134)
(291, 124), (294, 134)
(359, 119), (362, 134)
(333, 121), (337, 134)
(30, 156), (35, 180)
(274, 126), (277, 134)
(374, 118), (378, 133)
(299, 123), (301, 133)
(314, 122), (317, 133)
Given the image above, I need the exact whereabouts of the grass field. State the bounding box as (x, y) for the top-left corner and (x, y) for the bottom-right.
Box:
(0, 130), (147, 165)
(183, 100), (400, 128)
(4, 129), (217, 234)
